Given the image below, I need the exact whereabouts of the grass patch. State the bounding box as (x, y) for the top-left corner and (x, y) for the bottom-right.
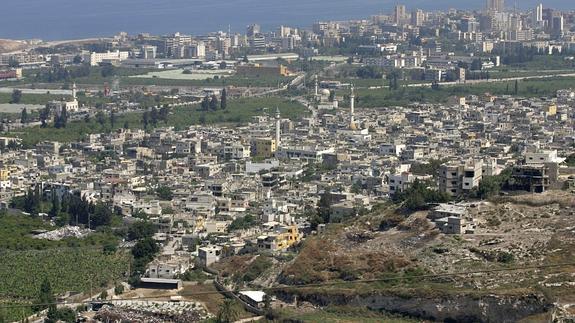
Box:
(0, 92), (69, 105)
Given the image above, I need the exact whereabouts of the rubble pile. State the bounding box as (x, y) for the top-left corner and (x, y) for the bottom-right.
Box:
(95, 301), (210, 323)
(33, 226), (92, 240)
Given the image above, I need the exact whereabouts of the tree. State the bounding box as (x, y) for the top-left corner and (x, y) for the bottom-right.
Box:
(54, 106), (68, 128)
(228, 214), (257, 231)
(470, 59), (482, 71)
(127, 221), (157, 241)
(91, 202), (113, 228)
(142, 111), (149, 129)
(96, 111), (106, 127)
(159, 106), (169, 123)
(46, 307), (76, 323)
(219, 61), (227, 69)
(114, 284), (125, 295)
(150, 107), (159, 127)
(220, 88), (227, 110)
(20, 108), (29, 124)
(123, 120), (130, 129)
(388, 70), (400, 90)
(201, 95), (210, 111)
(48, 193), (60, 218)
(40, 105), (51, 127)
(101, 65), (116, 78)
(514, 80), (519, 95)
(110, 109), (116, 128)
(36, 277), (55, 311)
(156, 186), (173, 201)
(216, 299), (240, 323)
(209, 94), (219, 111)
(131, 237), (160, 274)
(73, 55), (83, 64)
(10, 89), (22, 104)
(99, 290), (108, 300)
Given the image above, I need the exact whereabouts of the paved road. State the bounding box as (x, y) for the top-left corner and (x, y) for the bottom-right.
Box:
(0, 87), (72, 95)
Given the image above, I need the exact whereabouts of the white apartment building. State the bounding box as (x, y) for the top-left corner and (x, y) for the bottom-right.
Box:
(86, 50), (130, 66)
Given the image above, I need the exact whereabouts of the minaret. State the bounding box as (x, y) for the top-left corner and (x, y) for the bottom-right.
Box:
(314, 75), (318, 97)
(350, 84), (356, 130)
(275, 107), (281, 148)
(72, 82), (77, 101)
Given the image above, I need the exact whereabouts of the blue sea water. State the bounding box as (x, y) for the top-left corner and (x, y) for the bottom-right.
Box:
(0, 0), (572, 40)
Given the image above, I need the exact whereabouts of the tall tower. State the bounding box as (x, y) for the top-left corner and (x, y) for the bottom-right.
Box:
(535, 3), (543, 22)
(72, 82), (77, 100)
(349, 84), (356, 130)
(275, 107), (281, 148)
(314, 75), (319, 97)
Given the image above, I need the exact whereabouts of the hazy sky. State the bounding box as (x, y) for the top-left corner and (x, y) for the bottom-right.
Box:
(0, 0), (572, 40)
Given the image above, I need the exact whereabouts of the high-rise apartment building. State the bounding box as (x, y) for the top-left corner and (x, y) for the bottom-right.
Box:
(394, 5), (407, 24)
(486, 0), (504, 12)
(411, 9), (425, 27)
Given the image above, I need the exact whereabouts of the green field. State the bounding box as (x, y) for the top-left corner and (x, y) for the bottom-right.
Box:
(0, 212), (129, 322)
(5, 96), (308, 146)
(0, 92), (69, 106)
(348, 76), (575, 108)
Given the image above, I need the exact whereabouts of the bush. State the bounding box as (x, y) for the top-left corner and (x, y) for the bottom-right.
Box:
(228, 214), (257, 231)
(393, 180), (450, 211)
(114, 284), (124, 295)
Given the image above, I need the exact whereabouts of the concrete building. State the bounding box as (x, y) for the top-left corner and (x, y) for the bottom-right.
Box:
(439, 160), (483, 196)
(86, 50), (129, 66)
(198, 245), (222, 267)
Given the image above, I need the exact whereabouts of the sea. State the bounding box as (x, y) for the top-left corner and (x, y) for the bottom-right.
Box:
(0, 0), (572, 41)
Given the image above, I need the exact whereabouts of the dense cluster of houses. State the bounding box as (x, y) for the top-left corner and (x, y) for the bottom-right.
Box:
(0, 85), (573, 278)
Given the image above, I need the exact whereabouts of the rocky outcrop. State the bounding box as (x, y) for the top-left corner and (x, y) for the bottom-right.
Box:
(276, 289), (552, 323)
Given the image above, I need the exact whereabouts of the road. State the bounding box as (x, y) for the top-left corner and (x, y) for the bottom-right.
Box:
(0, 87), (72, 95)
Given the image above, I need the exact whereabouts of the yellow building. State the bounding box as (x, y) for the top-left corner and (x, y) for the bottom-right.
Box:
(257, 225), (301, 251)
(250, 138), (277, 158)
(0, 168), (10, 181)
(236, 64), (291, 77)
(546, 104), (557, 117)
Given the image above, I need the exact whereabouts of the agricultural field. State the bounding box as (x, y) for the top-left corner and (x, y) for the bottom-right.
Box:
(0, 249), (130, 299)
(0, 212), (130, 322)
